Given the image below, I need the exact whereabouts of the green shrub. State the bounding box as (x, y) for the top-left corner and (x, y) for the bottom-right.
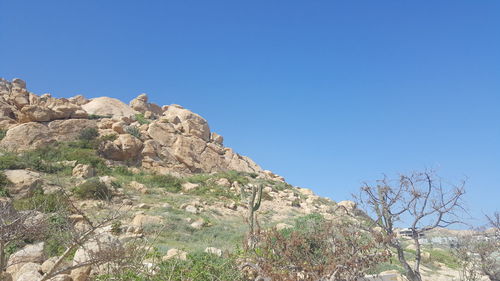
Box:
(0, 172), (10, 197)
(73, 178), (112, 200)
(126, 126), (141, 138)
(44, 214), (73, 257)
(111, 220), (123, 235)
(96, 252), (243, 281)
(0, 129), (6, 141)
(79, 127), (99, 141)
(134, 114), (151, 125)
(13, 190), (69, 213)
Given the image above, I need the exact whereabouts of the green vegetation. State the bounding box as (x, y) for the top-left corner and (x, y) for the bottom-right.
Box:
(97, 252), (244, 281)
(73, 178), (112, 200)
(112, 167), (182, 193)
(0, 141), (108, 174)
(126, 125), (141, 138)
(79, 127), (99, 141)
(44, 214), (73, 257)
(426, 248), (460, 269)
(13, 190), (69, 213)
(0, 171), (10, 197)
(134, 113), (151, 125)
(0, 129), (6, 141)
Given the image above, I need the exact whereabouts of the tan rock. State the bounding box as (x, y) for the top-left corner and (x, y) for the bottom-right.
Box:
(275, 223), (293, 231)
(163, 106), (210, 141)
(182, 182), (199, 192)
(72, 164), (95, 179)
(162, 249), (187, 261)
(82, 97), (137, 118)
(204, 247), (223, 257)
(130, 214), (163, 229)
(210, 132), (223, 145)
(99, 134), (143, 161)
(111, 121), (126, 134)
(147, 122), (177, 146)
(3, 170), (42, 199)
(7, 242), (45, 267)
(68, 95), (89, 106)
(129, 181), (148, 194)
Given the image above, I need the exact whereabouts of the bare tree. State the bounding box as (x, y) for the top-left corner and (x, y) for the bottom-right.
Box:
(355, 170), (466, 281)
(476, 212), (500, 281)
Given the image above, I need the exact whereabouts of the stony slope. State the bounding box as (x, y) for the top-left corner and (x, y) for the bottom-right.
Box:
(0, 77), (281, 179)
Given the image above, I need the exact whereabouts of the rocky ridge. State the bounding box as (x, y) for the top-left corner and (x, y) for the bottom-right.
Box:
(0, 78), (281, 180)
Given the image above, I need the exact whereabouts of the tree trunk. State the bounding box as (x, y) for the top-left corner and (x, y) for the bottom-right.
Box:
(0, 241), (5, 272)
(396, 245), (422, 281)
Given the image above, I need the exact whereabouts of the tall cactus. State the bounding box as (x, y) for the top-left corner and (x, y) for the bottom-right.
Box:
(246, 183), (263, 249)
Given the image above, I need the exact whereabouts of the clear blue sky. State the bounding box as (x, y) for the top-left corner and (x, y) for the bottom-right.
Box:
(1, 1), (499, 227)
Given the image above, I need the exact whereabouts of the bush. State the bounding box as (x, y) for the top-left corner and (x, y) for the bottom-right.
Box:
(13, 190), (69, 213)
(126, 126), (141, 138)
(134, 114), (150, 125)
(44, 214), (73, 257)
(73, 178), (112, 200)
(96, 252), (244, 281)
(79, 127), (99, 141)
(244, 214), (391, 281)
(0, 129), (6, 141)
(0, 172), (10, 197)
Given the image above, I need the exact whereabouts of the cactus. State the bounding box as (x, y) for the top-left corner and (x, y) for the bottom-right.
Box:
(246, 183), (263, 249)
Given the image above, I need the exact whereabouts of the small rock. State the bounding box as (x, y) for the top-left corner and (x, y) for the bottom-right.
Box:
(129, 181), (148, 194)
(72, 164), (95, 179)
(190, 218), (206, 230)
(162, 249), (187, 261)
(204, 247), (223, 257)
(184, 205), (198, 214)
(181, 182), (199, 192)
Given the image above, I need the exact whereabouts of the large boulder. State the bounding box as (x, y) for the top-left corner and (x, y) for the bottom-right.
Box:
(147, 122), (177, 146)
(99, 134), (143, 161)
(7, 242), (45, 267)
(82, 97), (137, 118)
(129, 93), (162, 116)
(2, 170), (42, 199)
(162, 106), (210, 141)
(0, 119), (97, 151)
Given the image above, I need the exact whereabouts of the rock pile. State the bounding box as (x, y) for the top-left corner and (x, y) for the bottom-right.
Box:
(0, 78), (273, 178)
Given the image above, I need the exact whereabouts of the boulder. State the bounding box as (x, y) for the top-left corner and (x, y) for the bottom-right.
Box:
(162, 249), (187, 261)
(99, 134), (143, 161)
(130, 94), (163, 116)
(147, 122), (177, 146)
(163, 106), (210, 141)
(69, 95), (89, 106)
(204, 247), (223, 257)
(3, 170), (42, 199)
(337, 200), (357, 212)
(82, 97), (137, 118)
(7, 242), (45, 267)
(210, 132), (223, 145)
(130, 214), (163, 229)
(182, 182), (199, 192)
(13, 262), (41, 281)
(72, 164), (96, 179)
(0, 119), (97, 151)
(190, 218), (206, 230)
(129, 181), (148, 194)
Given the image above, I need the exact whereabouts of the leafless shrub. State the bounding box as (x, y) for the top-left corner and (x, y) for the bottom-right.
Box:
(354, 170), (467, 281)
(243, 214), (391, 281)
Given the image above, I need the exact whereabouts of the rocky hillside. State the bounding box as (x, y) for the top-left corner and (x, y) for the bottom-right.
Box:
(0, 78), (356, 281)
(0, 77), (283, 179)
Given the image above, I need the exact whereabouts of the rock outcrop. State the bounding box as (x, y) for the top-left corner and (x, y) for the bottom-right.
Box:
(0, 78), (280, 179)
(82, 97), (137, 118)
(0, 78), (88, 127)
